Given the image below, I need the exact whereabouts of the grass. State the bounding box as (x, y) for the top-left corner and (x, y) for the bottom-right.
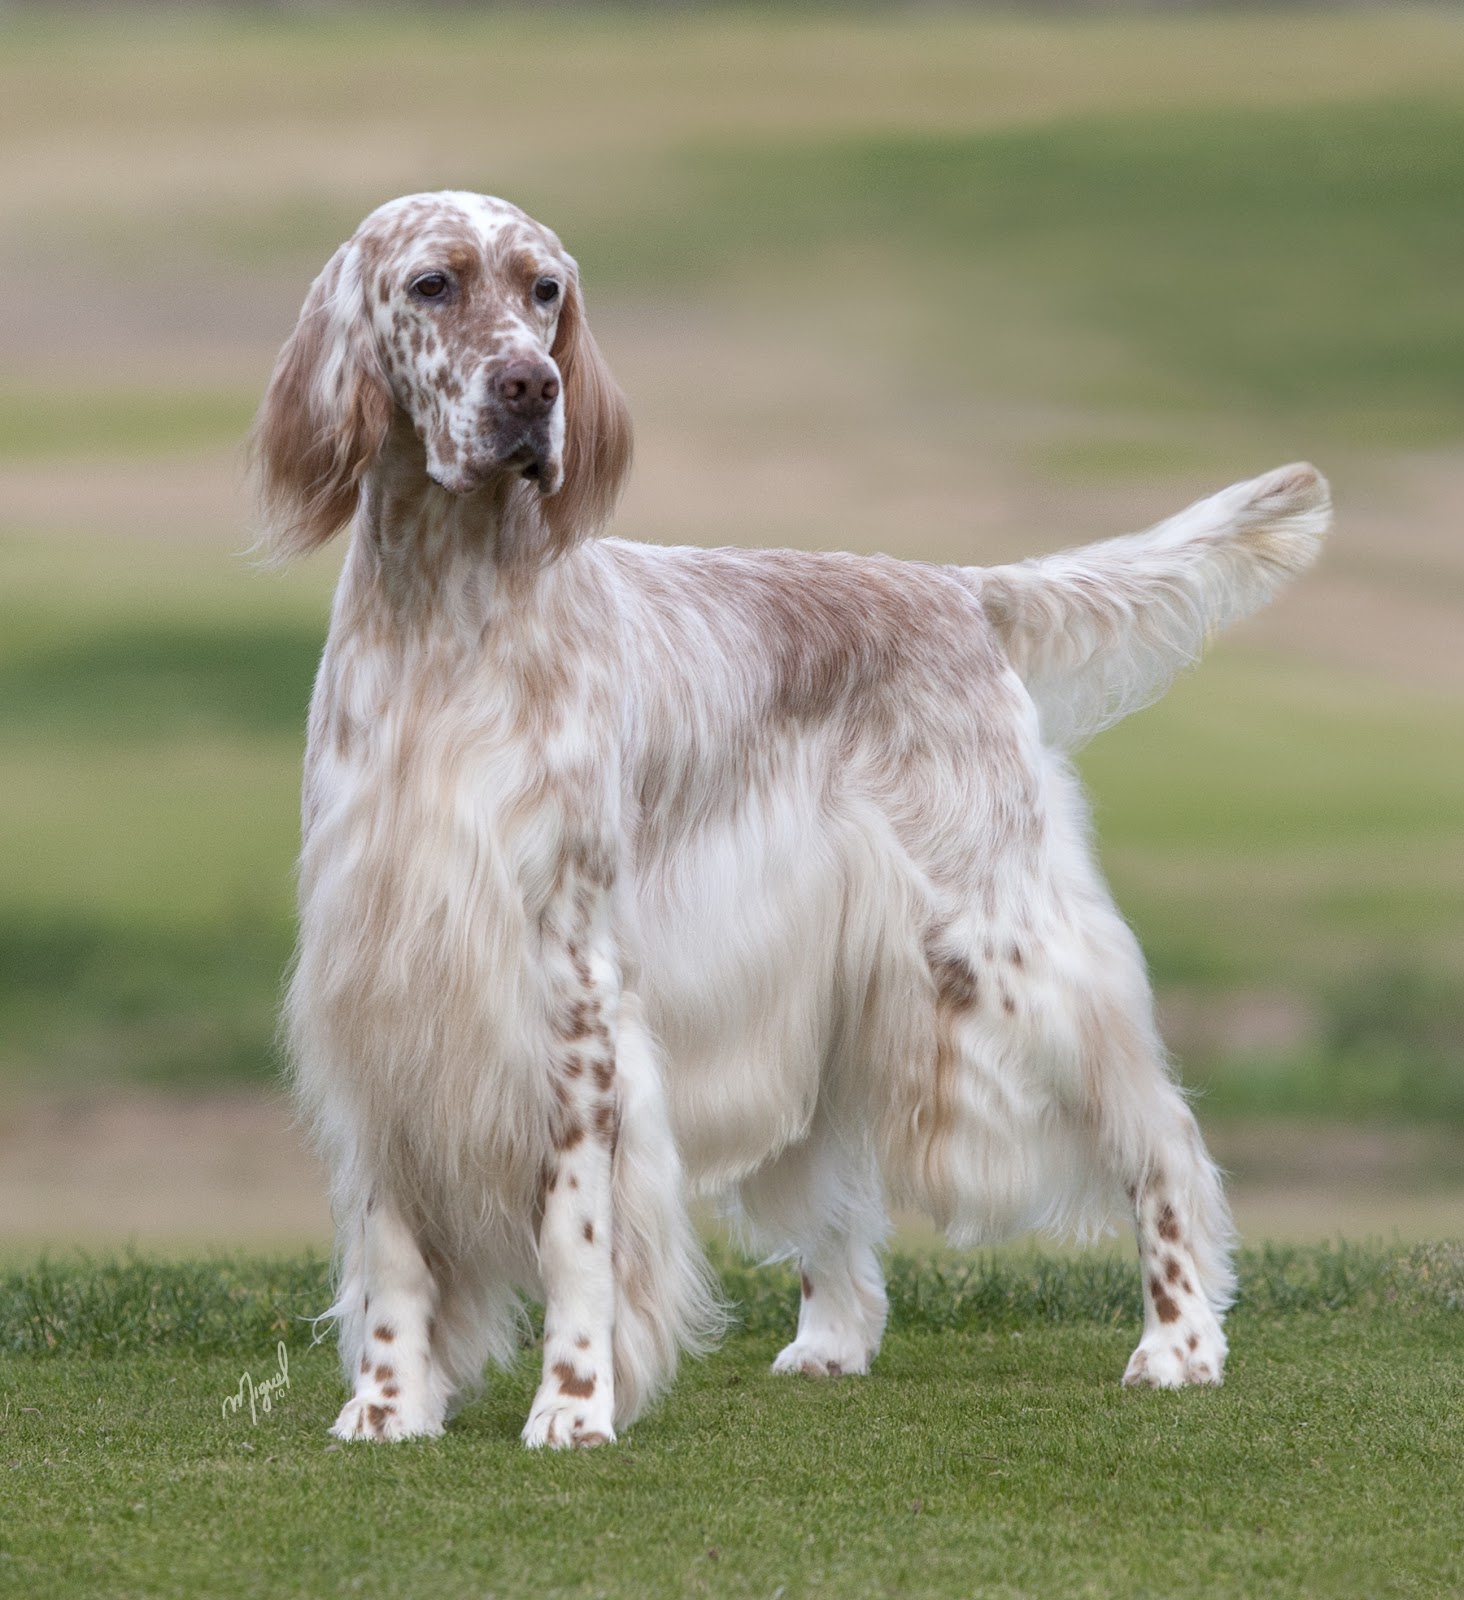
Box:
(2, 1246), (1462, 1599)
(576, 97), (1464, 447)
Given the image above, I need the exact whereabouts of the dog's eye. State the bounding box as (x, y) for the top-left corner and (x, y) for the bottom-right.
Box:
(411, 273), (449, 300)
(533, 277), (561, 306)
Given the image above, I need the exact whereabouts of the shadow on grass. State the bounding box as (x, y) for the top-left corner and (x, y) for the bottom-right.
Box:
(0, 619), (321, 742)
(0, 912), (291, 1091)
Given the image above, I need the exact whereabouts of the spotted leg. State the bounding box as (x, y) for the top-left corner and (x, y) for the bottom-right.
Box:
(1123, 1164), (1230, 1388)
(522, 894), (621, 1449)
(331, 1191), (449, 1440)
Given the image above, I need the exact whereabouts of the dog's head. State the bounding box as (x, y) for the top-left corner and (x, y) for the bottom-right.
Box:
(253, 191), (632, 562)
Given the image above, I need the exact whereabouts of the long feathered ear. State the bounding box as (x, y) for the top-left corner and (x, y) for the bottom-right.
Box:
(542, 271), (633, 552)
(250, 242), (392, 562)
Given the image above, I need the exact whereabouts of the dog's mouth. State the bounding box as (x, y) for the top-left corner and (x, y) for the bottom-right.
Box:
(500, 436), (565, 496)
(501, 443), (549, 487)
(428, 441), (562, 498)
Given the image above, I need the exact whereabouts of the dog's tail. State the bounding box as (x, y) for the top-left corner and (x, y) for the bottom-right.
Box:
(973, 462), (1330, 749)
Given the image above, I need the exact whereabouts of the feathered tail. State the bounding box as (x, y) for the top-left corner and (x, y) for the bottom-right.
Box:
(974, 462), (1331, 749)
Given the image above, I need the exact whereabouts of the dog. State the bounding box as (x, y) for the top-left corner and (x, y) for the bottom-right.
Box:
(252, 190), (1329, 1447)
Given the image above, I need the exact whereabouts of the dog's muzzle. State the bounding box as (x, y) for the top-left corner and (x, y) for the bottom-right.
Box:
(484, 357), (563, 492)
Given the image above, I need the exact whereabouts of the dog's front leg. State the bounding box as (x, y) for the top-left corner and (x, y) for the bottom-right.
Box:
(330, 1190), (448, 1441)
(522, 928), (621, 1449)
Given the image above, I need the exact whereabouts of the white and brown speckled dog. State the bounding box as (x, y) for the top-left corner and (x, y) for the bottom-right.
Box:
(253, 190), (1329, 1448)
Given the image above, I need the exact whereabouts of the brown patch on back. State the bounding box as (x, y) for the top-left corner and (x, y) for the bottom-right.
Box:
(553, 1361), (596, 1399)
(374, 1323), (395, 1343)
(582, 1220), (595, 1244)
(1164, 1257), (1183, 1285)
(375, 1364), (394, 1382)
(1157, 1205), (1181, 1243)
(800, 1272), (813, 1300)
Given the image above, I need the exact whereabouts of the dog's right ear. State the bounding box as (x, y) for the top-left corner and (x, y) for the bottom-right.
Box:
(251, 243), (392, 562)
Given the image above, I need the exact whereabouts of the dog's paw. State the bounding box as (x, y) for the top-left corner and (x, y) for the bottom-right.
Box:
(329, 1394), (445, 1442)
(770, 1337), (870, 1379)
(1122, 1323), (1226, 1389)
(521, 1390), (616, 1450)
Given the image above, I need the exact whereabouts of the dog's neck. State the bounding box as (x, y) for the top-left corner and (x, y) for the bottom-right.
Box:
(347, 412), (572, 636)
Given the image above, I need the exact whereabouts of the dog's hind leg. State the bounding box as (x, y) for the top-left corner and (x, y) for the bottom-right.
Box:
(907, 833), (1234, 1385)
(1094, 1045), (1235, 1387)
(1055, 905), (1236, 1386)
(1029, 895), (1236, 1386)
(737, 1113), (889, 1378)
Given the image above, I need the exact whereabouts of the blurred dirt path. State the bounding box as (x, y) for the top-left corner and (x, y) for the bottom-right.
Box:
(0, 1091), (330, 1257)
(0, 1091), (1457, 1258)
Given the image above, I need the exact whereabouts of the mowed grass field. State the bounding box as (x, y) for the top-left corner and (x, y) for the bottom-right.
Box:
(4, 1244), (1463, 1599)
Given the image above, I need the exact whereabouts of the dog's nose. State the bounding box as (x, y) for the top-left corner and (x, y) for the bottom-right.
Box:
(495, 360), (560, 418)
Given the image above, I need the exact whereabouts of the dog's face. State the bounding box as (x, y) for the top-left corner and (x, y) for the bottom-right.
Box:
(253, 190), (632, 562)
(358, 193), (572, 497)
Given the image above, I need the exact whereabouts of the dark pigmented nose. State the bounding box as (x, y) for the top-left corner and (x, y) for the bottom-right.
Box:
(496, 360), (560, 417)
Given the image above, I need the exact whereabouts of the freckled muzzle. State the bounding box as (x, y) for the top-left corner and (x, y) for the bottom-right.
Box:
(476, 355), (565, 495)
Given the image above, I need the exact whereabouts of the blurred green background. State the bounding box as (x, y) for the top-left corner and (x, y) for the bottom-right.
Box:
(1, 4), (1460, 1248)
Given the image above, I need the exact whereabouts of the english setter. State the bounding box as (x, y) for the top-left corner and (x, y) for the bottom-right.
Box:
(253, 191), (1329, 1447)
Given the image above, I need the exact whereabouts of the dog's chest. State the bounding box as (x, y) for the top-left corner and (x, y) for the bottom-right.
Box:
(301, 635), (617, 1020)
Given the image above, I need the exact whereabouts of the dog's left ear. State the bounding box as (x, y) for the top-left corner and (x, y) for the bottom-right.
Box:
(542, 270), (633, 553)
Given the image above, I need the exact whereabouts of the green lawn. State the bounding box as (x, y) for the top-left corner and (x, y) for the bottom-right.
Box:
(3, 1247), (1461, 1599)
